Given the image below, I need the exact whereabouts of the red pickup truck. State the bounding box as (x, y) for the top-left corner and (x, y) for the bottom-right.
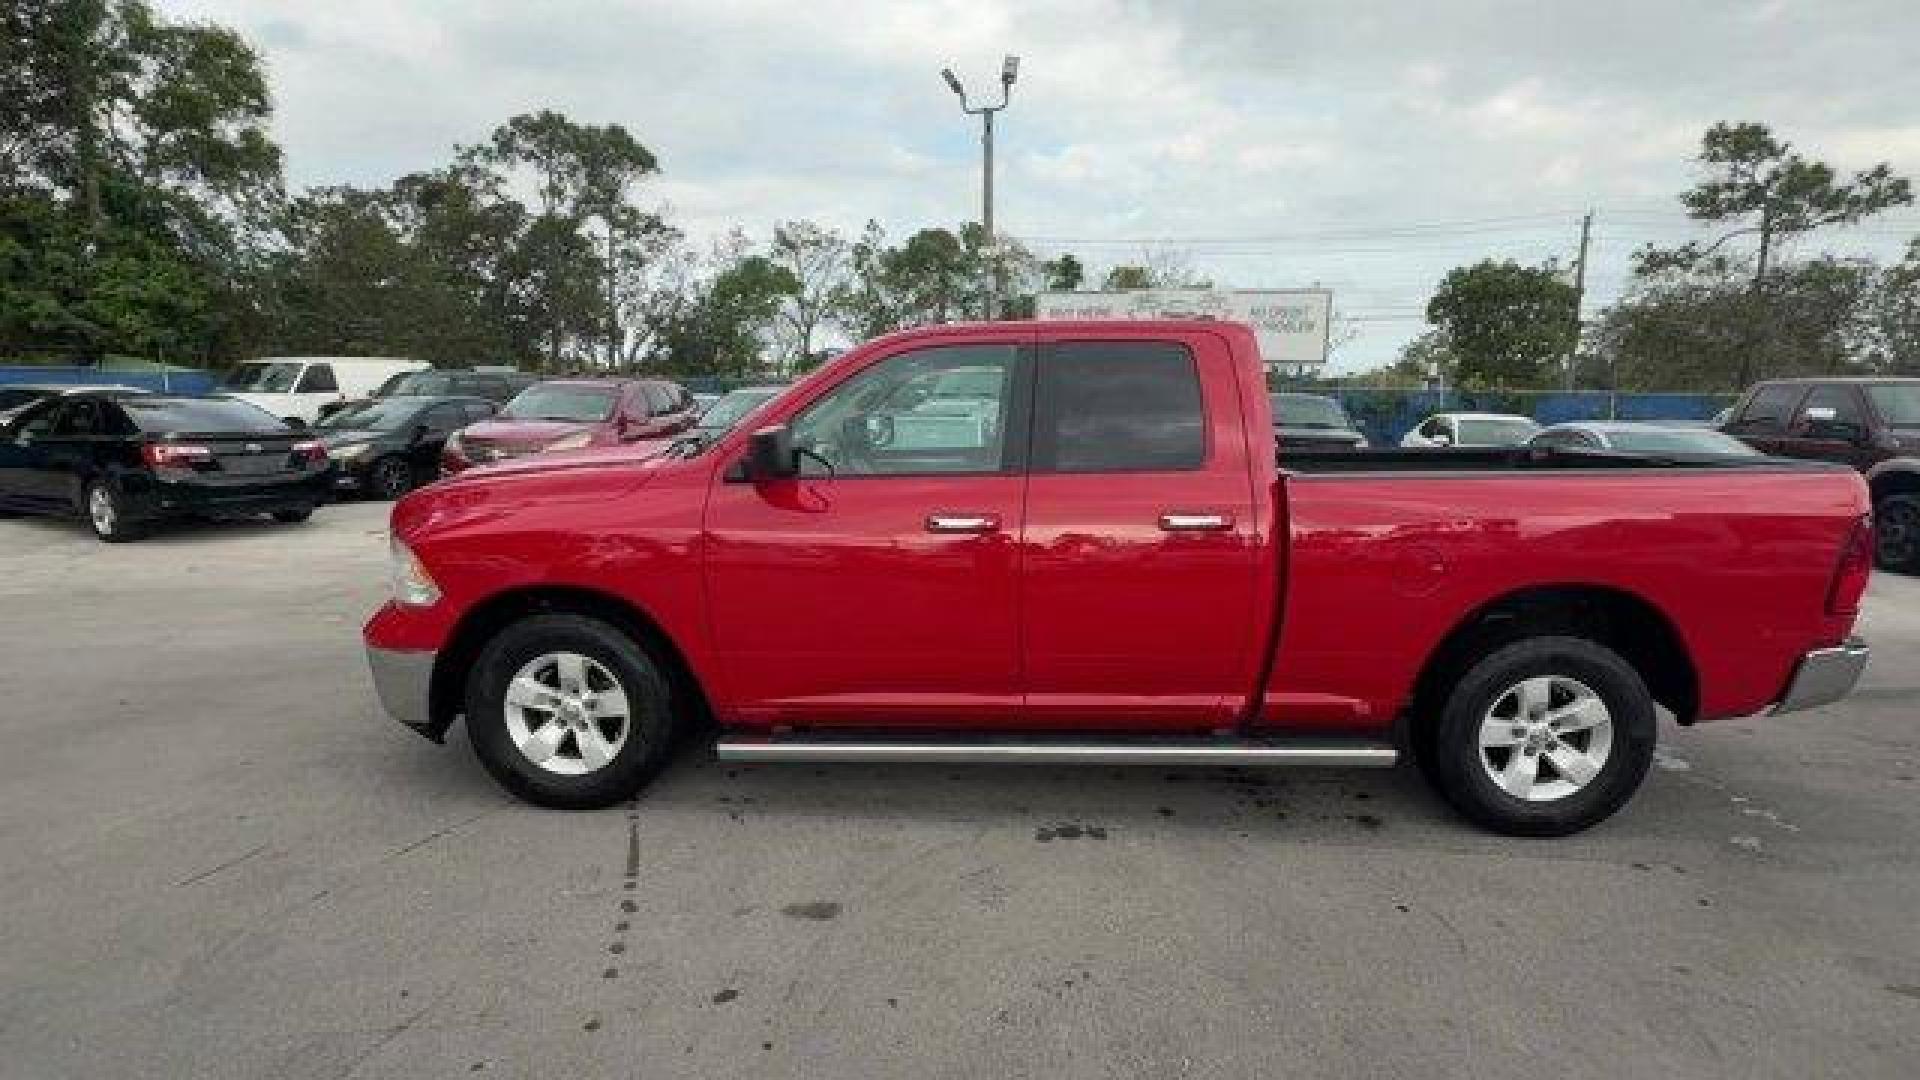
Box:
(364, 320), (1872, 835)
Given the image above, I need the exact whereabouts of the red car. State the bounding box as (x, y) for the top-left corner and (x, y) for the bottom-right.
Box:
(366, 320), (1870, 836)
(439, 378), (697, 474)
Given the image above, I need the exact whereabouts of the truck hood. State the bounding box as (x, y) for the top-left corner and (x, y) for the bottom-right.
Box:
(394, 443), (678, 540)
(460, 418), (599, 446)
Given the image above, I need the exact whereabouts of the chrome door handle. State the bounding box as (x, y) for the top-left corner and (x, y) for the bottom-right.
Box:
(926, 513), (1000, 534)
(1159, 512), (1231, 532)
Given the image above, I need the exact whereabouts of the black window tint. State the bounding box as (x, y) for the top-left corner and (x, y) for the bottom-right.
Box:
(17, 401), (63, 437)
(462, 400), (496, 423)
(421, 404), (464, 433)
(0, 387), (48, 411)
(121, 397), (285, 434)
(296, 364), (338, 393)
(52, 399), (104, 437)
(1796, 385), (1865, 431)
(1737, 384), (1803, 433)
(1034, 342), (1204, 473)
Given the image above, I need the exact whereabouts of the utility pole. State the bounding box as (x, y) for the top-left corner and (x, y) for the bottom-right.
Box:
(606, 224), (619, 372)
(1566, 209), (1592, 392)
(941, 56), (1020, 320)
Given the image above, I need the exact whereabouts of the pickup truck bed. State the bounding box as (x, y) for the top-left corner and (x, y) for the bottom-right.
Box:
(363, 319), (1871, 836)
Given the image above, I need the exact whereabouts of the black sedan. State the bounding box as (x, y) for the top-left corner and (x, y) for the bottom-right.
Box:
(315, 395), (496, 499)
(1270, 392), (1368, 450)
(0, 392), (334, 542)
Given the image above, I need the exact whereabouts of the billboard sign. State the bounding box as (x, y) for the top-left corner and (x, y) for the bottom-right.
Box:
(1034, 288), (1334, 368)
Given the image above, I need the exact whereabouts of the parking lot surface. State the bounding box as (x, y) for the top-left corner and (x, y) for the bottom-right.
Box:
(2, 502), (1917, 1079)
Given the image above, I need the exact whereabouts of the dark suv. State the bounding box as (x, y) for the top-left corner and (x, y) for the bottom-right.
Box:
(1721, 377), (1920, 569)
(317, 368), (536, 420)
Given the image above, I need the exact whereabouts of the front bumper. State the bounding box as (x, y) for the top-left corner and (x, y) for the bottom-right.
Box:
(367, 644), (440, 741)
(1773, 638), (1870, 715)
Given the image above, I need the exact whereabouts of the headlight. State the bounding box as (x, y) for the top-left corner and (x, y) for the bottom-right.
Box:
(331, 442), (370, 461)
(389, 536), (441, 607)
(547, 431), (592, 452)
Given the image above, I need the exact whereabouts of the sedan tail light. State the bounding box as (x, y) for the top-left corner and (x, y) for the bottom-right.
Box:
(1826, 514), (1874, 617)
(142, 443), (213, 469)
(292, 439), (328, 466)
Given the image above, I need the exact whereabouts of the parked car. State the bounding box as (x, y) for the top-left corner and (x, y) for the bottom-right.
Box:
(0, 392), (332, 541)
(0, 383), (148, 424)
(315, 368), (537, 421)
(1721, 377), (1920, 571)
(692, 392), (722, 413)
(1401, 412), (1541, 448)
(316, 395), (496, 499)
(1270, 392), (1367, 449)
(1528, 422), (1761, 456)
(364, 319), (1870, 837)
(220, 356), (428, 427)
(440, 378), (698, 475)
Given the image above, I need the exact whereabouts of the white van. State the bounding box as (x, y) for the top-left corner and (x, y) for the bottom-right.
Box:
(221, 356), (428, 426)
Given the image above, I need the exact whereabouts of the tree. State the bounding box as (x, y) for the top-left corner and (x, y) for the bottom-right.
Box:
(1635, 122), (1911, 286)
(1595, 258), (1877, 391)
(0, 0), (284, 360)
(768, 219), (848, 373)
(1041, 253), (1084, 292)
(1866, 238), (1920, 376)
(1424, 259), (1577, 388)
(1098, 250), (1212, 292)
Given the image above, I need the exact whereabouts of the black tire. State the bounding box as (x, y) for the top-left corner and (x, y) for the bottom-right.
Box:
(1874, 494), (1920, 574)
(272, 505), (314, 523)
(83, 479), (147, 543)
(368, 456), (413, 500)
(465, 612), (678, 809)
(1423, 636), (1656, 837)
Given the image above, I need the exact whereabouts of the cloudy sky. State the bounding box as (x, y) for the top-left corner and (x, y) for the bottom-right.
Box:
(159, 0), (1920, 370)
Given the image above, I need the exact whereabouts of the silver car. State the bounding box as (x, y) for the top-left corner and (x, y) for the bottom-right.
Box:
(1528, 422), (1761, 456)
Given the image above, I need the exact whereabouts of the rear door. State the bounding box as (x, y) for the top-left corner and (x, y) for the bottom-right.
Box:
(1019, 332), (1262, 731)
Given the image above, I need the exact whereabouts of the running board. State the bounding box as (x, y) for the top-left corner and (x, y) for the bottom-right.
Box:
(715, 738), (1398, 768)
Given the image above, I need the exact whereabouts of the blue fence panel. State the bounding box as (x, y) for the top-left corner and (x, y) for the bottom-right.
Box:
(0, 366), (218, 394)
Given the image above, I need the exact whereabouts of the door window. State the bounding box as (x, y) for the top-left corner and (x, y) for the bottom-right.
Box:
(1032, 342), (1204, 472)
(790, 344), (1021, 476)
(1735, 384), (1804, 436)
(1794, 385), (1866, 440)
(295, 364), (338, 393)
(641, 384), (675, 416)
(14, 401), (63, 439)
(51, 399), (105, 437)
(421, 404), (466, 433)
(461, 400), (497, 423)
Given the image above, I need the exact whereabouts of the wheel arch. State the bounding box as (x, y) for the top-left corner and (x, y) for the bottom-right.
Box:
(1866, 459), (1920, 503)
(427, 584), (713, 742)
(1406, 583), (1699, 745)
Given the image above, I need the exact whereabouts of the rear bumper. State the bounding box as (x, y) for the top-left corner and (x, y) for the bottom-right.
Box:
(123, 469), (335, 518)
(1772, 638), (1870, 715)
(367, 644), (440, 741)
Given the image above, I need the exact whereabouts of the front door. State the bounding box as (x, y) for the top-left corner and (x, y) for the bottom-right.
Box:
(1776, 384), (1876, 470)
(703, 334), (1032, 729)
(0, 400), (67, 510)
(1020, 334), (1262, 731)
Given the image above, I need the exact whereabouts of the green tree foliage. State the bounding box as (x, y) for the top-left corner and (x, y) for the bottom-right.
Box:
(1635, 122), (1911, 283)
(1, 0), (281, 360)
(768, 219), (849, 372)
(1424, 259), (1577, 388)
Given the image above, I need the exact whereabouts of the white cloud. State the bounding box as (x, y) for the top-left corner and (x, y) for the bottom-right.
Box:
(155, 0), (1920, 370)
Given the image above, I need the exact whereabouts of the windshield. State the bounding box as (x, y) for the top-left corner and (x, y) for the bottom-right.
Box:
(378, 371), (460, 396)
(696, 389), (781, 433)
(317, 398), (425, 431)
(1605, 428), (1759, 456)
(221, 362), (305, 393)
(501, 384), (616, 422)
(1271, 393), (1350, 429)
(121, 396), (286, 434)
(1457, 417), (1540, 445)
(1867, 384), (1920, 426)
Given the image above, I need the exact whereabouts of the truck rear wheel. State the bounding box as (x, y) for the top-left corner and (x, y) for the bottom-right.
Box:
(1424, 636), (1655, 836)
(465, 612), (678, 809)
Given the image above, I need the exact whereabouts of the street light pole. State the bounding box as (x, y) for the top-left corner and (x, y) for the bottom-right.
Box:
(941, 55), (1019, 320)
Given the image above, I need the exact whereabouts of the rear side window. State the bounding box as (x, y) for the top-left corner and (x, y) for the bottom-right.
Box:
(1736, 384), (1804, 434)
(296, 364), (338, 393)
(1034, 342), (1205, 473)
(1796, 385), (1865, 430)
(641, 384), (675, 415)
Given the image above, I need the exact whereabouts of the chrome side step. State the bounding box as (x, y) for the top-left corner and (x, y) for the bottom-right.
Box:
(715, 739), (1398, 768)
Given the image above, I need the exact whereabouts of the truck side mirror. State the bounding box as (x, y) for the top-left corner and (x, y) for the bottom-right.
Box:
(746, 425), (799, 480)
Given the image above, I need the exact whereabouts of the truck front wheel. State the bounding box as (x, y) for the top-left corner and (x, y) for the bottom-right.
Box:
(465, 612), (678, 809)
(1425, 636), (1656, 836)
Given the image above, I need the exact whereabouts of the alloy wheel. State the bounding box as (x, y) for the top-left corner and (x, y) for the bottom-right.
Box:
(502, 651), (632, 776)
(1476, 675), (1614, 802)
